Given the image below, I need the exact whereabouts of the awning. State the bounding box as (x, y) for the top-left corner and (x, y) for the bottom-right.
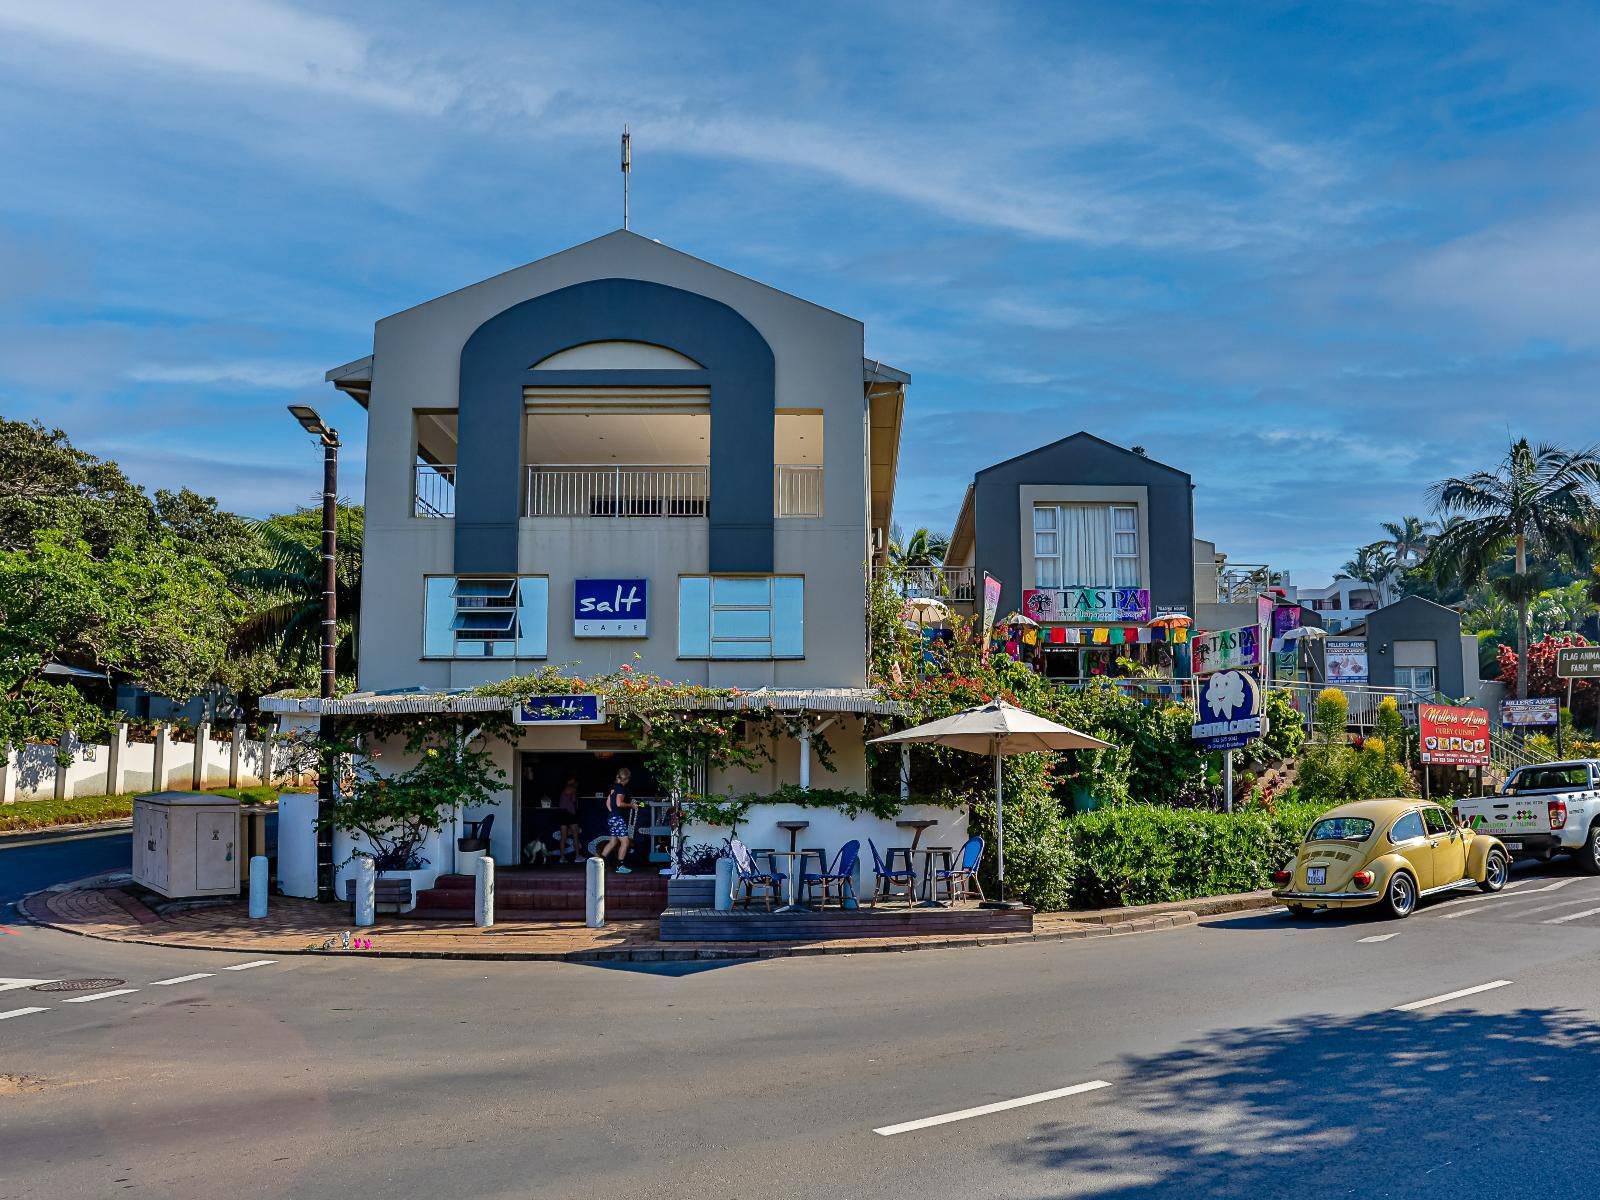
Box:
(259, 686), (905, 718)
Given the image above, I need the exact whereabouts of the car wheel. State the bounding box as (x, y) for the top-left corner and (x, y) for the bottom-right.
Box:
(1479, 849), (1509, 893)
(1581, 825), (1600, 876)
(1286, 905), (1315, 920)
(1382, 871), (1417, 919)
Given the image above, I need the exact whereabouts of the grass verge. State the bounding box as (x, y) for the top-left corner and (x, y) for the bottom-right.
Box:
(0, 786), (279, 834)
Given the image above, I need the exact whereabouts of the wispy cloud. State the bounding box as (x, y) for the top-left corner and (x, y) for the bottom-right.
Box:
(128, 361), (326, 389)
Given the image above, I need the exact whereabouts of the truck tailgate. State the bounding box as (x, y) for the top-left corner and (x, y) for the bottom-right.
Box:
(1457, 795), (1548, 837)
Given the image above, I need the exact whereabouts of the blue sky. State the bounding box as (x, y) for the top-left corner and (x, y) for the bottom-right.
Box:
(2, 1), (1598, 583)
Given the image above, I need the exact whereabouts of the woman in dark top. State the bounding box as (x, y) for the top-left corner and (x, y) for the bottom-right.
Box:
(556, 777), (582, 864)
(596, 767), (635, 873)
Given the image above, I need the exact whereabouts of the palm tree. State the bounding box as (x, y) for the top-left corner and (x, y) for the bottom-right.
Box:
(1380, 515), (1432, 568)
(890, 527), (948, 568)
(1428, 439), (1600, 698)
(1337, 543), (1398, 607)
(231, 505), (364, 679)
(1531, 581), (1594, 640)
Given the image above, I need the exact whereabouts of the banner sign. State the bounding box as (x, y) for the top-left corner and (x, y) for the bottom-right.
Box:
(574, 578), (647, 637)
(981, 573), (1002, 663)
(1192, 670), (1264, 750)
(1418, 704), (1490, 765)
(1556, 645), (1600, 679)
(515, 694), (603, 724)
(1326, 639), (1369, 686)
(1022, 587), (1151, 623)
(1501, 697), (1559, 727)
(1191, 626), (1260, 676)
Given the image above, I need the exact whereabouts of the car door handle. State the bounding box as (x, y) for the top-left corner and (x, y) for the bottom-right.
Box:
(1429, 840), (1440, 848)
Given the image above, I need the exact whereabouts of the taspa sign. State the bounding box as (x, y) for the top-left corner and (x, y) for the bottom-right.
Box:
(574, 578), (647, 638)
(1022, 587), (1151, 623)
(1192, 670), (1264, 751)
(1191, 626), (1260, 676)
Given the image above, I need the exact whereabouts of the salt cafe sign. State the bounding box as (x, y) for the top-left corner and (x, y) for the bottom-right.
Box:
(1022, 587), (1151, 623)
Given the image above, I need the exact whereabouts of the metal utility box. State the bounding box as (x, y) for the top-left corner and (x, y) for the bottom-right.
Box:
(131, 791), (241, 899)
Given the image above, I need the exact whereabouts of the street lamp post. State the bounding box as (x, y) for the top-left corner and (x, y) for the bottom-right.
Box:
(289, 404), (340, 902)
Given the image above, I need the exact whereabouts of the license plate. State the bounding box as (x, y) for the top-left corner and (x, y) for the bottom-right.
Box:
(1506, 842), (1522, 850)
(1306, 867), (1327, 886)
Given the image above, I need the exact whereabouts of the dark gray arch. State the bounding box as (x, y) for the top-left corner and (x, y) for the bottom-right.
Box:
(454, 277), (776, 574)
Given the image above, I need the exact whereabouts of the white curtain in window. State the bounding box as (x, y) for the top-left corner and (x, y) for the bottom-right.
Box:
(1060, 505), (1114, 587)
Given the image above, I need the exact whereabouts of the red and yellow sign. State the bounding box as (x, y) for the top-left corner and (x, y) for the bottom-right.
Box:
(1418, 704), (1490, 766)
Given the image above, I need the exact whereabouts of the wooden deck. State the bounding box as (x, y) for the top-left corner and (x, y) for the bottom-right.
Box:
(658, 904), (1034, 942)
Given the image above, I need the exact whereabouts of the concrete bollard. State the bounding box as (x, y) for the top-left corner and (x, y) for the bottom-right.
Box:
(353, 858), (376, 928)
(248, 855), (269, 919)
(474, 855), (495, 928)
(714, 856), (735, 911)
(586, 856), (606, 928)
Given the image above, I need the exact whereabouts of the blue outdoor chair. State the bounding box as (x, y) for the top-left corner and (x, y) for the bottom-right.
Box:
(868, 838), (917, 906)
(729, 838), (786, 911)
(801, 840), (860, 909)
(935, 836), (986, 904)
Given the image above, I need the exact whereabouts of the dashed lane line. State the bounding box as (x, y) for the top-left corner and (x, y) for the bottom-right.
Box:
(1394, 980), (1514, 1012)
(60, 989), (140, 1004)
(149, 973), (215, 986)
(873, 1080), (1113, 1136)
(1544, 906), (1600, 925)
(1358, 933), (1400, 943)
(221, 960), (276, 971)
(1511, 897), (1600, 919)
(0, 1007), (48, 1020)
(0, 979), (57, 993)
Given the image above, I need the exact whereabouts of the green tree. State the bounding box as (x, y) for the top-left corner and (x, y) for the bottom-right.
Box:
(1429, 439), (1600, 698)
(231, 505), (364, 681)
(1380, 515), (1433, 569)
(1336, 543), (1398, 607)
(0, 532), (241, 748)
(889, 526), (949, 568)
(0, 417), (155, 555)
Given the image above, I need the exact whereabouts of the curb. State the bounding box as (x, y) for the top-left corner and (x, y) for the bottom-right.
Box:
(17, 888), (1204, 964)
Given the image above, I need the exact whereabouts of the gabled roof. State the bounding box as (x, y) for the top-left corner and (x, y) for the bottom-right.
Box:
(974, 431), (1191, 482)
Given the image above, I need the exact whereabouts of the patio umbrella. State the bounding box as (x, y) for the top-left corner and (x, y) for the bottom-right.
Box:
(1001, 611), (1039, 628)
(903, 596), (951, 624)
(1149, 612), (1193, 629)
(869, 697), (1110, 907)
(1279, 625), (1326, 641)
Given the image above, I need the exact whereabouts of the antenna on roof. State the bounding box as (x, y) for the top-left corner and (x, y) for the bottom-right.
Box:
(621, 125), (631, 230)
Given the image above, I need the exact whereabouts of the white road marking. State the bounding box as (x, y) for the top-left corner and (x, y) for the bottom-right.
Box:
(1513, 897), (1600, 918)
(1425, 877), (1577, 915)
(1544, 906), (1600, 925)
(1358, 933), (1400, 943)
(1445, 892), (1599, 920)
(221, 960), (276, 971)
(873, 1079), (1112, 1136)
(61, 989), (139, 1004)
(1394, 980), (1514, 1012)
(149, 973), (215, 986)
(0, 1007), (48, 1020)
(0, 978), (57, 994)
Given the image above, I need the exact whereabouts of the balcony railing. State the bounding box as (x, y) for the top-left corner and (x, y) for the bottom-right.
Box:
(902, 565), (975, 602)
(774, 464), (823, 518)
(414, 463), (456, 518)
(526, 465), (709, 518)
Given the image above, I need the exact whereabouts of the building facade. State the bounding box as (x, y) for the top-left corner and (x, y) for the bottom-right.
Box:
(309, 230), (956, 886)
(944, 434), (1196, 681)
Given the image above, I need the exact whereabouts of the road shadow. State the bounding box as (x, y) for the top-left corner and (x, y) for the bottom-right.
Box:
(1011, 1005), (1600, 1197)
(571, 957), (752, 977)
(1201, 908), (1380, 932)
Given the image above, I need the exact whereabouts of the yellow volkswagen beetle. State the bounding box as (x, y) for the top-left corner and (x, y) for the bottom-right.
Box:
(1272, 798), (1510, 919)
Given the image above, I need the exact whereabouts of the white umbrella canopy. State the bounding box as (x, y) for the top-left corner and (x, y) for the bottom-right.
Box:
(1000, 610), (1039, 628)
(903, 596), (951, 623)
(870, 697), (1110, 906)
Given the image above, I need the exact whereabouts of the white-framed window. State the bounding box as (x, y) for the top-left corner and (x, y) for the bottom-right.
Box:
(424, 576), (549, 659)
(1031, 504), (1141, 589)
(678, 576), (804, 659)
(1393, 665), (1436, 696)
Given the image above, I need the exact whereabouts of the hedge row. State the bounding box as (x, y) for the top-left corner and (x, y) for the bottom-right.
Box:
(980, 801), (1337, 912)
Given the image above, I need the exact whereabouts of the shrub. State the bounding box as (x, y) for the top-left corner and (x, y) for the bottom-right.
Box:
(1064, 800), (1335, 909)
(968, 789), (1076, 911)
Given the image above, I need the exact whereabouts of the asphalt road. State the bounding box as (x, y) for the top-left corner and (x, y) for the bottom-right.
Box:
(0, 824), (140, 911)
(6, 855), (1600, 1199)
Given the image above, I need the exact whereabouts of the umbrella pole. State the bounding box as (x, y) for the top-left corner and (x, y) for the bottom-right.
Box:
(995, 748), (1005, 903)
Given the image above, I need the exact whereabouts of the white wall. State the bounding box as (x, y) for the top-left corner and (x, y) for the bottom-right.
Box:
(1, 723), (288, 804)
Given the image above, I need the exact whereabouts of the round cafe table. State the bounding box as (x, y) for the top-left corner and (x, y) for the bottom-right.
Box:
(893, 818), (939, 876)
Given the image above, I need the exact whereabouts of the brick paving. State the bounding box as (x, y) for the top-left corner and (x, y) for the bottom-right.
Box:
(17, 881), (1236, 962)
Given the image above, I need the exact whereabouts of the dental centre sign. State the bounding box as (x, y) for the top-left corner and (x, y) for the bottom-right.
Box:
(574, 578), (648, 637)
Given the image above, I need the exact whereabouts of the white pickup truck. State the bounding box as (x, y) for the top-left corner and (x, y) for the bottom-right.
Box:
(1455, 760), (1600, 872)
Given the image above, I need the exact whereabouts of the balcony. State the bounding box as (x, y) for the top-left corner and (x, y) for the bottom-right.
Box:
(774, 463), (823, 518)
(521, 464), (825, 518)
(903, 565), (975, 602)
(526, 465), (710, 517)
(414, 463), (456, 518)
